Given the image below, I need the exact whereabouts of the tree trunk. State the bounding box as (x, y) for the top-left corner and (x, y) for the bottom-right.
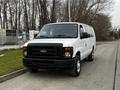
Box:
(0, 5), (2, 29)
(24, 0), (29, 40)
(8, 2), (13, 29)
(51, 0), (56, 23)
(31, 0), (35, 30)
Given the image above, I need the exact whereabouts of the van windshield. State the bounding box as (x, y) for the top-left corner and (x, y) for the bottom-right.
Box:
(36, 24), (78, 39)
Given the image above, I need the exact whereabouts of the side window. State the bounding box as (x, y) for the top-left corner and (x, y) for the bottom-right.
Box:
(80, 25), (89, 39)
(80, 25), (91, 39)
(79, 25), (84, 39)
(88, 28), (94, 38)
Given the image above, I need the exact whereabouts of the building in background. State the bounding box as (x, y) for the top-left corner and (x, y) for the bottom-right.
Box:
(0, 29), (17, 45)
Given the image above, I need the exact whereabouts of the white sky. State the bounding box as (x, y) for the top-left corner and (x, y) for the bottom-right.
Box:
(111, 0), (120, 27)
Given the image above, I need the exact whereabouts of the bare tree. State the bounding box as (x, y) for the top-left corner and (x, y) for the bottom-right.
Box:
(50, 0), (56, 23)
(2, 0), (8, 29)
(8, 0), (13, 29)
(38, 0), (49, 28)
(92, 14), (112, 40)
(0, 0), (3, 28)
(23, 0), (29, 39)
(18, 0), (23, 31)
(14, 0), (18, 29)
(0, 0), (112, 41)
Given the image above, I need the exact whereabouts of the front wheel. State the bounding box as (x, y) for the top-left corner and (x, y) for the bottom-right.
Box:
(28, 68), (38, 73)
(70, 55), (81, 77)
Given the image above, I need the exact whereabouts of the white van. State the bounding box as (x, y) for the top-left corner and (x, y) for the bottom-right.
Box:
(23, 22), (96, 76)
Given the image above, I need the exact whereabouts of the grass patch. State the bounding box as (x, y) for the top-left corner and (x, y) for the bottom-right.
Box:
(0, 49), (24, 76)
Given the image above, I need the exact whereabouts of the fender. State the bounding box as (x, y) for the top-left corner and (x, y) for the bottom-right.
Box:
(72, 47), (84, 60)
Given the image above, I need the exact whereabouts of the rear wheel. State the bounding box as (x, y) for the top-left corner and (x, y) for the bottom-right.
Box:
(70, 55), (81, 77)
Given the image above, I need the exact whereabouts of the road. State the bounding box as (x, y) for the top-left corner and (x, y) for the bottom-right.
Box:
(0, 41), (120, 90)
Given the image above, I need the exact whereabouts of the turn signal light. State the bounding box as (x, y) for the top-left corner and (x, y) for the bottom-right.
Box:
(23, 47), (27, 56)
(23, 47), (27, 51)
(64, 47), (73, 52)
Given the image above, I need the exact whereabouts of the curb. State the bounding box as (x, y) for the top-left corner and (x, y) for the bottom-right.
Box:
(0, 68), (27, 83)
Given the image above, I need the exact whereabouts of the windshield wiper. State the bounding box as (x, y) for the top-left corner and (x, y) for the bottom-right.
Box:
(35, 35), (50, 39)
(53, 35), (74, 38)
(36, 35), (75, 39)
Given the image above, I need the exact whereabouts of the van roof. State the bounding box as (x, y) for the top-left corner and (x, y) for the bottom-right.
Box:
(46, 22), (92, 28)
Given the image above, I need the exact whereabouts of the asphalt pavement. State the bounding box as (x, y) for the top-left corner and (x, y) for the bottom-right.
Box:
(0, 41), (120, 90)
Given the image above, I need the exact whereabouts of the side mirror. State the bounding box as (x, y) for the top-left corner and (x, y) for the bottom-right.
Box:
(34, 31), (39, 38)
(34, 34), (38, 38)
(81, 32), (88, 39)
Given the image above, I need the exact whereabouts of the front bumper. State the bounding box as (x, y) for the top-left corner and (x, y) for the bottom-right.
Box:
(23, 58), (75, 70)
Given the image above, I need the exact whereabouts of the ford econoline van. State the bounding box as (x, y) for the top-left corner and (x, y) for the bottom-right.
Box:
(23, 22), (96, 76)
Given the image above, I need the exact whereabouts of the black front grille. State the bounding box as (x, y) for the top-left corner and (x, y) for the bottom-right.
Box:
(27, 43), (63, 59)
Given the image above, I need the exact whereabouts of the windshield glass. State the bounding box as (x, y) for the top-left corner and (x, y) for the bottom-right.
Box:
(36, 24), (78, 39)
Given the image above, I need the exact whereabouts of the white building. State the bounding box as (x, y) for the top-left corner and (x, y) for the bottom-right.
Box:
(0, 29), (17, 45)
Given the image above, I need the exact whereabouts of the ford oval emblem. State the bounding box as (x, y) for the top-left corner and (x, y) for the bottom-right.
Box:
(40, 50), (47, 53)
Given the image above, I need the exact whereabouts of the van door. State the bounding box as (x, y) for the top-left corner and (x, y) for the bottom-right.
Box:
(79, 25), (88, 60)
(84, 26), (92, 56)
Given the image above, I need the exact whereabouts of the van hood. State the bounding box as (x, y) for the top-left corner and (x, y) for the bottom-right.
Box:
(24, 39), (77, 47)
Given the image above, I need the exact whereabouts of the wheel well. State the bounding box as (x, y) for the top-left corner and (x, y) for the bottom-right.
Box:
(92, 46), (94, 52)
(76, 52), (80, 57)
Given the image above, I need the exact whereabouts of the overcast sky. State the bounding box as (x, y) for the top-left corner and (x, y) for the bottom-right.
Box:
(111, 0), (120, 27)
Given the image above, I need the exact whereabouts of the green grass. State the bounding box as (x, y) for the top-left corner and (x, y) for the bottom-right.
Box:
(0, 49), (24, 76)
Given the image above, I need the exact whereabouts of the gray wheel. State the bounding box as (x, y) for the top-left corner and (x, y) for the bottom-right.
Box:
(70, 55), (81, 77)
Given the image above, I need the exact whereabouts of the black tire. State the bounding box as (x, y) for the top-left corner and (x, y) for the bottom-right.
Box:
(88, 50), (94, 61)
(70, 55), (81, 77)
(28, 68), (38, 73)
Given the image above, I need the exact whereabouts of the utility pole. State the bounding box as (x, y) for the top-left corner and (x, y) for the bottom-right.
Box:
(68, 0), (71, 22)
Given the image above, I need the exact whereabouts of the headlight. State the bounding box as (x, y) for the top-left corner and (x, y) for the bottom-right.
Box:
(23, 51), (27, 56)
(64, 47), (73, 58)
(65, 52), (71, 58)
(23, 47), (27, 56)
